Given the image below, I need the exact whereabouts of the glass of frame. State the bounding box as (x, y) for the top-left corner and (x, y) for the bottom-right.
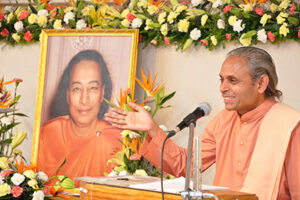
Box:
(30, 29), (139, 182)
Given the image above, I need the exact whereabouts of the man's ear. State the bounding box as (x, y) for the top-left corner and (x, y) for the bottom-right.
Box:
(257, 74), (269, 94)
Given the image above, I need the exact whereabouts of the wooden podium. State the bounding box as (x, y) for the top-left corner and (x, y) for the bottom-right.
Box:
(77, 176), (258, 200)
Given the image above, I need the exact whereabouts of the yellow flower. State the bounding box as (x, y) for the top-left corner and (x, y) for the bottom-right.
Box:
(24, 170), (36, 179)
(28, 179), (38, 189)
(12, 33), (21, 43)
(279, 23), (289, 37)
(7, 13), (13, 23)
(28, 13), (38, 24)
(239, 34), (252, 46)
(134, 169), (148, 176)
(160, 23), (168, 36)
(53, 19), (62, 29)
(158, 12), (166, 24)
(176, 5), (187, 13)
(210, 35), (218, 46)
(178, 19), (189, 32)
(260, 14), (271, 26)
(147, 5), (159, 15)
(121, 130), (132, 138)
(270, 3), (278, 13)
(0, 157), (9, 169)
(201, 14), (208, 26)
(121, 8), (130, 18)
(137, 0), (149, 8)
(121, 19), (130, 28)
(81, 5), (94, 16)
(167, 11), (179, 23)
(65, 7), (74, 13)
(0, 183), (11, 197)
(228, 15), (237, 26)
(11, 129), (27, 149)
(15, 7), (23, 17)
(242, 4), (253, 12)
(279, 0), (289, 9)
(276, 12), (287, 24)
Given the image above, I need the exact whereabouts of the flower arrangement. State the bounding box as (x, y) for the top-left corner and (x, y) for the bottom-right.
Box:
(106, 69), (175, 177)
(0, 0), (298, 50)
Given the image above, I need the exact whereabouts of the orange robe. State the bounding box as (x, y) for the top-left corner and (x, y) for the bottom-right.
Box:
(141, 99), (300, 199)
(37, 116), (122, 186)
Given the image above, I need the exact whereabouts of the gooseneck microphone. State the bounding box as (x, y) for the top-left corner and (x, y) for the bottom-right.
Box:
(167, 102), (211, 138)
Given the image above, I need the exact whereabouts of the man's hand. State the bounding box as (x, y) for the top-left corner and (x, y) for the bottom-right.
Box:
(104, 102), (159, 138)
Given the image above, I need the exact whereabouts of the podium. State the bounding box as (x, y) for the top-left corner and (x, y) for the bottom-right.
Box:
(77, 176), (258, 200)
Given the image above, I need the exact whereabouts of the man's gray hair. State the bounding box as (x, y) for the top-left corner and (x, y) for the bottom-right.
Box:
(227, 47), (282, 100)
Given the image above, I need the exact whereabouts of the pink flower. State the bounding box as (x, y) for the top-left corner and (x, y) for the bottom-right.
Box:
(223, 5), (231, 13)
(0, 170), (12, 178)
(126, 13), (136, 22)
(11, 186), (23, 198)
(23, 31), (33, 42)
(50, 11), (57, 19)
(42, 187), (50, 195)
(150, 40), (157, 46)
(298, 29), (300, 38)
(12, 78), (23, 83)
(290, 3), (295, 15)
(18, 10), (29, 20)
(200, 39), (208, 46)
(1, 28), (9, 37)
(46, 4), (55, 11)
(226, 33), (231, 41)
(0, 13), (4, 21)
(164, 36), (170, 45)
(255, 7), (263, 16)
(85, 26), (91, 29)
(129, 154), (141, 161)
(180, 0), (189, 5)
(267, 32), (275, 42)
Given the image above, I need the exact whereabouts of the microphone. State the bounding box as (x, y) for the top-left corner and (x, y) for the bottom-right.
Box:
(167, 102), (211, 138)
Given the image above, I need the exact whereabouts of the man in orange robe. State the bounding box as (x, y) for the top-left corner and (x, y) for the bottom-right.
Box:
(105, 47), (300, 199)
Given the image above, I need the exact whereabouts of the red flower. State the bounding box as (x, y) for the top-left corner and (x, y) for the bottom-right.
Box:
(18, 10), (29, 20)
(226, 33), (231, 41)
(164, 36), (170, 45)
(23, 31), (33, 42)
(46, 4), (55, 11)
(1, 29), (9, 37)
(11, 186), (23, 198)
(200, 39), (208, 46)
(180, 0), (189, 5)
(255, 7), (263, 16)
(42, 187), (50, 195)
(0, 170), (12, 178)
(0, 13), (4, 21)
(85, 26), (91, 29)
(129, 153), (141, 161)
(290, 3), (295, 15)
(267, 32), (275, 42)
(223, 5), (231, 13)
(126, 13), (136, 22)
(298, 29), (300, 38)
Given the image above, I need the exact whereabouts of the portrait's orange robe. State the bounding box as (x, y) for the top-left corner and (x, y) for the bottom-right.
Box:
(37, 116), (122, 186)
(141, 99), (300, 199)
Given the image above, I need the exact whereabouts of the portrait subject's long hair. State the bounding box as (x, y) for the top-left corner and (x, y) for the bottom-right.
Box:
(49, 50), (112, 120)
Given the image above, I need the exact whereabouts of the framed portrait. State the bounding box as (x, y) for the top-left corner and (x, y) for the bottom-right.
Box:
(30, 29), (139, 176)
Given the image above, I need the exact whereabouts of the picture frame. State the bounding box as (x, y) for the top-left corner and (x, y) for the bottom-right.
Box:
(31, 29), (139, 166)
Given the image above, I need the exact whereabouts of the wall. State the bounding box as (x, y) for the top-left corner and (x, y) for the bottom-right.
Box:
(0, 41), (299, 185)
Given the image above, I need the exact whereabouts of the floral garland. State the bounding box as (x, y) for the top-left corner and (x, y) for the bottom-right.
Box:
(0, 0), (299, 50)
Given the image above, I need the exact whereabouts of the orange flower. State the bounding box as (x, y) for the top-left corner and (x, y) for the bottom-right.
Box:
(9, 153), (36, 174)
(136, 68), (164, 97)
(243, 0), (268, 5)
(0, 92), (13, 108)
(50, 186), (71, 199)
(113, 0), (126, 6)
(124, 136), (142, 154)
(150, 0), (168, 7)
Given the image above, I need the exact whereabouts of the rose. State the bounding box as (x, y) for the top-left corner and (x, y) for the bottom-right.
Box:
(0, 170), (12, 178)
(290, 3), (295, 15)
(18, 11), (29, 20)
(23, 31), (33, 42)
(11, 186), (23, 198)
(0, 183), (11, 197)
(0, 29), (9, 37)
(255, 7), (263, 16)
(32, 190), (44, 200)
(46, 4), (55, 11)
(164, 37), (170, 45)
(11, 173), (25, 185)
(190, 28), (201, 40)
(267, 32), (275, 42)
(126, 13), (136, 22)
(223, 5), (231, 13)
(226, 33), (231, 40)
(150, 40), (157, 46)
(298, 29), (300, 38)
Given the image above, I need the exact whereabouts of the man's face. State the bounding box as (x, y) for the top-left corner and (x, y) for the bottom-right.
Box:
(67, 60), (105, 127)
(219, 56), (263, 115)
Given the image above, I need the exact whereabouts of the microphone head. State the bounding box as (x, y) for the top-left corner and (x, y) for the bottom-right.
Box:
(198, 102), (211, 116)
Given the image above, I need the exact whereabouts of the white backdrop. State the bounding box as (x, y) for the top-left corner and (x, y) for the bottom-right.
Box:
(0, 41), (299, 184)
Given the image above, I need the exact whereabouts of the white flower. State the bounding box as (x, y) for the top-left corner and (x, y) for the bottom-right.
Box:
(63, 12), (75, 24)
(11, 173), (25, 185)
(212, 0), (223, 8)
(257, 29), (267, 43)
(37, 171), (48, 182)
(131, 18), (143, 28)
(24, 170), (36, 179)
(0, 117), (12, 125)
(3, 6), (14, 13)
(37, 9), (48, 17)
(217, 19), (225, 29)
(119, 170), (128, 176)
(159, 125), (168, 132)
(233, 19), (245, 33)
(76, 19), (87, 29)
(191, 0), (204, 7)
(108, 171), (118, 176)
(190, 28), (201, 40)
(0, 177), (4, 185)
(32, 190), (44, 200)
(121, 19), (130, 28)
(14, 21), (24, 33)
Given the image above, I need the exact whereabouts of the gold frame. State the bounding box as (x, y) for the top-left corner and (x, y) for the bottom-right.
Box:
(31, 29), (139, 165)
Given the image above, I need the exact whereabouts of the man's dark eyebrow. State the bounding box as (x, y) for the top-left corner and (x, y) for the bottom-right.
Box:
(70, 80), (100, 85)
(88, 80), (100, 84)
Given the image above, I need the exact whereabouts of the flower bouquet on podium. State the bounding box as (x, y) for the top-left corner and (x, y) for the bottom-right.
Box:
(106, 69), (175, 177)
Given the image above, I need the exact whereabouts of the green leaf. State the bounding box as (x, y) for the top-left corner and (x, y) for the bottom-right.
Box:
(77, 0), (84, 16)
(182, 38), (193, 51)
(37, 2), (46, 10)
(55, 158), (66, 175)
(241, 30), (257, 39)
(160, 91), (176, 105)
(287, 17), (299, 26)
(230, 9), (240, 15)
(29, 4), (37, 14)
